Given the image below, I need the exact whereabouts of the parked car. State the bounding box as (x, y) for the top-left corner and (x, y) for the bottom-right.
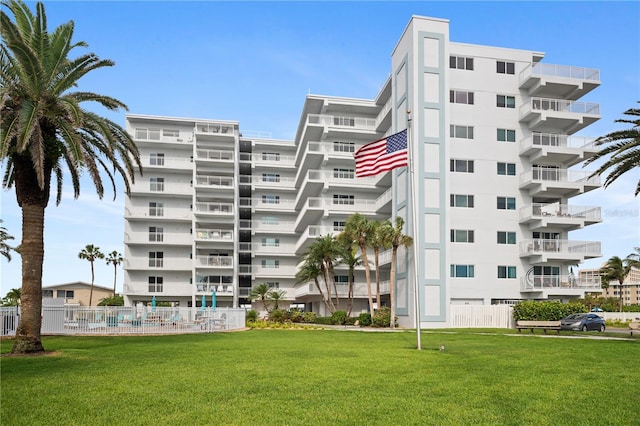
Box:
(560, 313), (606, 332)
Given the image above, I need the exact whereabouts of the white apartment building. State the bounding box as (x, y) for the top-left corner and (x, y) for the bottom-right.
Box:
(123, 15), (603, 327)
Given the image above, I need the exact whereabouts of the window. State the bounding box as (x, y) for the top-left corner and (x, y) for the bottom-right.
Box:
(261, 216), (279, 225)
(450, 264), (475, 278)
(42, 289), (53, 298)
(450, 229), (475, 243)
(450, 90), (474, 105)
(149, 226), (164, 242)
(333, 168), (354, 179)
(497, 129), (516, 142)
(150, 177), (164, 192)
(148, 276), (163, 292)
(497, 162), (516, 176)
(262, 173), (280, 183)
(498, 266), (517, 279)
(497, 197), (516, 210)
(262, 195), (280, 204)
(333, 116), (355, 126)
(333, 194), (354, 205)
(56, 290), (74, 298)
(261, 238), (280, 247)
(450, 194), (474, 208)
(333, 221), (346, 231)
(335, 275), (349, 284)
(497, 95), (516, 108)
(262, 152), (280, 161)
(450, 56), (474, 70)
(265, 281), (280, 289)
(334, 142), (355, 153)
(497, 231), (516, 244)
(162, 129), (179, 138)
(261, 259), (280, 269)
(450, 159), (474, 173)
(497, 61), (515, 74)
(450, 125), (474, 139)
(150, 153), (165, 166)
(149, 202), (164, 216)
(134, 128), (160, 140)
(149, 251), (164, 268)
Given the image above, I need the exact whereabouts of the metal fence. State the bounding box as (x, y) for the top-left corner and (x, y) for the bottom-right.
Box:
(0, 306), (246, 336)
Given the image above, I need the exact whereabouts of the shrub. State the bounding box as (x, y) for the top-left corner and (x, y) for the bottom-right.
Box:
(345, 316), (358, 325)
(358, 312), (372, 327)
(331, 310), (347, 325)
(289, 310), (304, 323)
(372, 307), (392, 327)
(314, 316), (333, 325)
(245, 309), (258, 323)
(303, 312), (317, 323)
(513, 300), (587, 321)
(268, 309), (286, 323)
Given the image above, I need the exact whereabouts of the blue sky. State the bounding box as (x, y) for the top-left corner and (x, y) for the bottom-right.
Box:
(1, 1), (639, 298)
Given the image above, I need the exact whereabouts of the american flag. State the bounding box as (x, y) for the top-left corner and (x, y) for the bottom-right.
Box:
(354, 129), (408, 177)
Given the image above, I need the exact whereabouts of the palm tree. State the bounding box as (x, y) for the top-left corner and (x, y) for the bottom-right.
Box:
(105, 250), (123, 297)
(269, 289), (287, 311)
(0, 219), (15, 262)
(584, 105), (639, 195)
(295, 259), (333, 314)
(306, 234), (342, 311)
(344, 213), (375, 314)
(1, 288), (21, 306)
(385, 217), (413, 329)
(599, 256), (632, 312)
(78, 244), (104, 306)
(249, 282), (272, 312)
(336, 231), (362, 317)
(1, 1), (142, 353)
(370, 220), (390, 306)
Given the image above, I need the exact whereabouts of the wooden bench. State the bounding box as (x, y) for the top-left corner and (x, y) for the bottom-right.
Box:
(630, 322), (639, 336)
(516, 320), (561, 334)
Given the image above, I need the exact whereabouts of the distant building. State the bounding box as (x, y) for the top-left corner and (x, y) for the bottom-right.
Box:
(579, 267), (640, 305)
(42, 282), (114, 306)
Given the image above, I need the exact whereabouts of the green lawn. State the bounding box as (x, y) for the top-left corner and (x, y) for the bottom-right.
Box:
(1, 330), (638, 425)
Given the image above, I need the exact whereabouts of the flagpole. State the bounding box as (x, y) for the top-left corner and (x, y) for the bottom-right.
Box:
(406, 110), (422, 350)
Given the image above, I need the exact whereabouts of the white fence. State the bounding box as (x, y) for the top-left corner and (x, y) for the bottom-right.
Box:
(449, 305), (515, 328)
(0, 306), (245, 336)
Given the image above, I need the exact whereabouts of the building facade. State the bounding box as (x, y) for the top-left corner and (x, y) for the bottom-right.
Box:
(123, 15), (603, 327)
(42, 282), (113, 306)
(580, 267), (640, 306)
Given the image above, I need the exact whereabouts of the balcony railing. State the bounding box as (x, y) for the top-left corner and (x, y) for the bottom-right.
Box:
(195, 229), (233, 241)
(521, 133), (597, 150)
(195, 283), (234, 294)
(307, 114), (377, 131)
(520, 98), (600, 118)
(519, 63), (600, 85)
(125, 207), (192, 220)
(296, 281), (391, 298)
(195, 149), (234, 161)
(194, 202), (234, 215)
(195, 255), (233, 268)
(520, 169), (600, 186)
(144, 156), (193, 169)
(125, 231), (192, 245)
(195, 122), (235, 135)
(195, 175), (234, 187)
(519, 204), (602, 222)
(519, 239), (601, 257)
(520, 275), (602, 292)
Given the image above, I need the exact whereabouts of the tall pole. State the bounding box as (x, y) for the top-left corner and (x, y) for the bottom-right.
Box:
(407, 110), (422, 350)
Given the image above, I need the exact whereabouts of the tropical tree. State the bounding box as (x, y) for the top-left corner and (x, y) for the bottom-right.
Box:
(599, 256), (632, 312)
(1, 288), (21, 306)
(336, 231), (362, 317)
(0, 219), (15, 261)
(343, 213), (375, 314)
(384, 217), (413, 329)
(97, 295), (124, 306)
(249, 282), (272, 312)
(584, 105), (640, 195)
(370, 220), (391, 305)
(306, 234), (342, 311)
(78, 244), (104, 306)
(269, 289), (287, 311)
(0, 0), (142, 353)
(295, 258), (333, 314)
(105, 250), (123, 296)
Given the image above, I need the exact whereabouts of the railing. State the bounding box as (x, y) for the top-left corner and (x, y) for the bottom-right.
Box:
(296, 281), (391, 298)
(195, 283), (233, 294)
(195, 175), (234, 187)
(519, 239), (601, 257)
(195, 229), (233, 241)
(253, 198), (296, 210)
(240, 152), (296, 166)
(307, 114), (377, 131)
(519, 203), (601, 222)
(519, 169), (600, 186)
(520, 133), (597, 151)
(520, 275), (602, 292)
(239, 175), (296, 187)
(194, 202), (234, 215)
(252, 220), (296, 233)
(520, 97), (600, 118)
(144, 156), (193, 169)
(125, 258), (193, 270)
(195, 255), (233, 267)
(195, 149), (234, 161)
(125, 231), (192, 245)
(519, 62), (600, 84)
(125, 207), (192, 220)
(0, 306), (245, 336)
(195, 122), (236, 135)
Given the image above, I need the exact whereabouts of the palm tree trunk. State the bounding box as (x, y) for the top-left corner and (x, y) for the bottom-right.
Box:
(113, 265), (117, 296)
(390, 247), (398, 329)
(347, 270), (354, 317)
(11, 155), (50, 354)
(89, 261), (95, 306)
(374, 248), (381, 306)
(360, 245), (374, 314)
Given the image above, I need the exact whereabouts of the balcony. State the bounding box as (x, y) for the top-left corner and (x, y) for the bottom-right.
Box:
(195, 228), (233, 243)
(519, 97), (600, 134)
(194, 202), (234, 217)
(195, 283), (234, 296)
(194, 175), (234, 191)
(519, 63), (600, 100)
(519, 239), (601, 263)
(143, 156), (193, 171)
(124, 207), (192, 222)
(252, 197), (296, 212)
(195, 148), (234, 163)
(252, 264), (298, 278)
(520, 275), (602, 294)
(125, 258), (193, 271)
(519, 133), (598, 166)
(195, 255), (233, 268)
(251, 220), (296, 234)
(519, 168), (600, 197)
(294, 281), (390, 299)
(125, 231), (192, 246)
(131, 182), (193, 197)
(519, 203), (602, 231)
(240, 174), (296, 190)
(242, 152), (296, 168)
(295, 225), (336, 254)
(194, 122), (236, 142)
(306, 114), (378, 139)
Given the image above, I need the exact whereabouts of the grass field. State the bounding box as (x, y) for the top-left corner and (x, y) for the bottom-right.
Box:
(1, 329), (638, 425)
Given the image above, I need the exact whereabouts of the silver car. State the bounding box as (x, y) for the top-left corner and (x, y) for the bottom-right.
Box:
(560, 313), (606, 332)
